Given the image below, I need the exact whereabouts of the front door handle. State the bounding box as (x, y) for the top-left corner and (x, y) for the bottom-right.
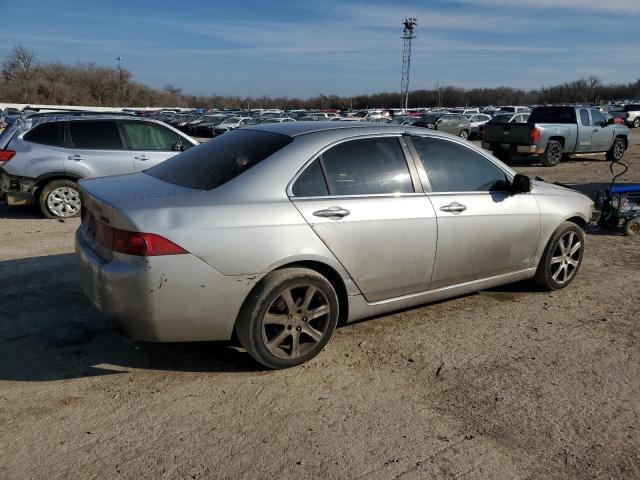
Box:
(440, 202), (467, 214)
(68, 154), (84, 161)
(313, 207), (350, 218)
(593, 128), (599, 132)
(134, 155), (150, 161)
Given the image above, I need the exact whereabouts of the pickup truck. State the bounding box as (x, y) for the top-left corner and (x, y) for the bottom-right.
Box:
(482, 106), (629, 167)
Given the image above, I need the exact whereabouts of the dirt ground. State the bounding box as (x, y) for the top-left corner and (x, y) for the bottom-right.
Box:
(1, 130), (639, 480)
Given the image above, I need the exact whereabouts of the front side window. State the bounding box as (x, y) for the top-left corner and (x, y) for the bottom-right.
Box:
(590, 110), (606, 125)
(412, 137), (508, 192)
(123, 121), (189, 151)
(291, 159), (328, 197)
(68, 121), (123, 150)
(24, 122), (64, 147)
(320, 137), (413, 196)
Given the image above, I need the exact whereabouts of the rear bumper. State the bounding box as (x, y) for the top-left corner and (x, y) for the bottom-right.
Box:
(481, 143), (545, 155)
(75, 228), (257, 342)
(0, 171), (36, 205)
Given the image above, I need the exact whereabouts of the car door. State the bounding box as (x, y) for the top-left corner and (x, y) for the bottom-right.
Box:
(575, 108), (593, 152)
(436, 115), (456, 135)
(290, 136), (438, 302)
(66, 120), (133, 178)
(589, 109), (615, 152)
(408, 135), (540, 289)
(120, 120), (192, 171)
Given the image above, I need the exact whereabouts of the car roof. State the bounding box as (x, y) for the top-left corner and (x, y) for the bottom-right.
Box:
(244, 121), (469, 140)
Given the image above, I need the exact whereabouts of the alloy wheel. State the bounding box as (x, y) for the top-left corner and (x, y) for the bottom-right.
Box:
(614, 140), (625, 160)
(549, 144), (562, 164)
(261, 284), (331, 360)
(634, 118), (640, 128)
(550, 231), (582, 285)
(47, 186), (81, 217)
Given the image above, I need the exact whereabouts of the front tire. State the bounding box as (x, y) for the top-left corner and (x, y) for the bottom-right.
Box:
(606, 138), (626, 162)
(236, 268), (339, 369)
(39, 179), (82, 219)
(633, 118), (640, 128)
(459, 130), (469, 140)
(534, 221), (585, 290)
(540, 140), (563, 167)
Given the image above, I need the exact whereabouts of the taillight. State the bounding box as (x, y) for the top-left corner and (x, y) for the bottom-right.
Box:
(95, 223), (186, 256)
(530, 127), (540, 144)
(0, 149), (16, 164)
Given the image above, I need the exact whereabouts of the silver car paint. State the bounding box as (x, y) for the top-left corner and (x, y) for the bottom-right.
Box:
(76, 123), (593, 342)
(2, 115), (197, 183)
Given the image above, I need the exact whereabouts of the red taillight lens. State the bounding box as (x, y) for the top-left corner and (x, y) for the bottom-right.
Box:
(0, 149), (16, 164)
(93, 222), (186, 256)
(113, 230), (186, 256)
(530, 127), (540, 144)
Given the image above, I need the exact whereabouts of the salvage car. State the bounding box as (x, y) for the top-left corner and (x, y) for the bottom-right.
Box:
(76, 122), (593, 369)
(413, 113), (471, 139)
(482, 106), (629, 166)
(0, 114), (197, 218)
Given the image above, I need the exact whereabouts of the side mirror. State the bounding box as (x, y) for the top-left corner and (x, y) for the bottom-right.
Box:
(511, 174), (531, 193)
(173, 142), (185, 152)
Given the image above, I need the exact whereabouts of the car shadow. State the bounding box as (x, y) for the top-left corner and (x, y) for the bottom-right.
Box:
(0, 203), (44, 220)
(504, 153), (607, 167)
(0, 254), (259, 382)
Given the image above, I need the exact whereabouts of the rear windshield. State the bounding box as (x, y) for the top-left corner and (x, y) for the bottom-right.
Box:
(145, 129), (293, 190)
(528, 107), (576, 124)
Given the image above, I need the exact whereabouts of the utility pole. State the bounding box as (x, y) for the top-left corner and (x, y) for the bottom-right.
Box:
(400, 18), (417, 110)
(116, 56), (124, 105)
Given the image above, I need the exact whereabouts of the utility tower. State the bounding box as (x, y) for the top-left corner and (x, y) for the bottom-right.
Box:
(400, 18), (417, 110)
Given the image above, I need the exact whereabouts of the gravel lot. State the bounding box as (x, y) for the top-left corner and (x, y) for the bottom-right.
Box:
(1, 130), (639, 479)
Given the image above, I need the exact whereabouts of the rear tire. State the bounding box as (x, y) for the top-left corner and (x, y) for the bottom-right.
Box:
(623, 219), (640, 236)
(606, 138), (626, 162)
(540, 141), (563, 167)
(459, 130), (469, 140)
(39, 179), (82, 219)
(534, 221), (585, 290)
(236, 268), (339, 369)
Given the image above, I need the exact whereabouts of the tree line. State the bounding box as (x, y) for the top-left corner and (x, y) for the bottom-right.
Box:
(2, 46), (639, 110)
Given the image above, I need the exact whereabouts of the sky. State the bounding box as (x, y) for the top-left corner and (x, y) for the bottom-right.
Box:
(1, 0), (639, 98)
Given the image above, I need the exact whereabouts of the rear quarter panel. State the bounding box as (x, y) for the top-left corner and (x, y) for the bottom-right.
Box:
(537, 124), (577, 152)
(5, 134), (64, 178)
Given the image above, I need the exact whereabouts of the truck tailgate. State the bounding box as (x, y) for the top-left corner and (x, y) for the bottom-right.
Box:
(484, 123), (531, 145)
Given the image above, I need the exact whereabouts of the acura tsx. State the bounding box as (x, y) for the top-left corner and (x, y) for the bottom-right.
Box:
(76, 122), (593, 368)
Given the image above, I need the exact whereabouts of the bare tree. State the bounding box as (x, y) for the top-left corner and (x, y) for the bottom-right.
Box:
(2, 45), (35, 82)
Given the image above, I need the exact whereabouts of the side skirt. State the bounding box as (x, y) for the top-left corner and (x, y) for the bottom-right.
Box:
(346, 268), (537, 323)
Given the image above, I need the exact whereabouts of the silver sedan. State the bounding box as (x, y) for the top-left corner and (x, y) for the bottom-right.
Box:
(76, 122), (593, 369)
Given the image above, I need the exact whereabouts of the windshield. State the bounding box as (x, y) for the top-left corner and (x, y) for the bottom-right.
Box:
(489, 114), (513, 123)
(146, 129), (293, 190)
(220, 117), (241, 125)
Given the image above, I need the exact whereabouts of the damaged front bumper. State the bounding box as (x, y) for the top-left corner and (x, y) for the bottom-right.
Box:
(0, 170), (36, 205)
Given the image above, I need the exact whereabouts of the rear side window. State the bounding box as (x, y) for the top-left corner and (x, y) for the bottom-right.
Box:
(291, 159), (328, 197)
(146, 129), (293, 190)
(69, 121), (124, 150)
(320, 137), (413, 196)
(412, 137), (508, 192)
(122, 121), (190, 151)
(528, 107), (576, 124)
(24, 122), (64, 147)
(579, 109), (590, 126)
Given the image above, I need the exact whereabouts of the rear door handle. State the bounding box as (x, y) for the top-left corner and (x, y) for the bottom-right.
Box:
(134, 155), (149, 161)
(68, 154), (84, 161)
(313, 207), (350, 218)
(440, 202), (467, 214)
